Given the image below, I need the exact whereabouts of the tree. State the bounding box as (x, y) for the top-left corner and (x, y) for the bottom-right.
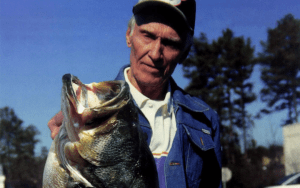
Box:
(183, 29), (256, 156)
(0, 106), (25, 182)
(0, 106), (47, 187)
(258, 14), (300, 125)
(216, 29), (256, 153)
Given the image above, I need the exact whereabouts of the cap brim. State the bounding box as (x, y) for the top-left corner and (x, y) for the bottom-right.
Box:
(133, 1), (193, 32)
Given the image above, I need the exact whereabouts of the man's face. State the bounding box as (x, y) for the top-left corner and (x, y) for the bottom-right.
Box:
(126, 21), (186, 89)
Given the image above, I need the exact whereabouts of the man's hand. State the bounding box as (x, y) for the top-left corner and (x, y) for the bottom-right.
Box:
(48, 111), (63, 139)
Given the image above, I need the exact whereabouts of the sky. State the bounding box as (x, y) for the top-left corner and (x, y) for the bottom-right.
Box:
(1, 0), (300, 155)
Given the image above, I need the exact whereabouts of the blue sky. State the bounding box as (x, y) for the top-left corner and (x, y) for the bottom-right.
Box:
(1, 0), (300, 155)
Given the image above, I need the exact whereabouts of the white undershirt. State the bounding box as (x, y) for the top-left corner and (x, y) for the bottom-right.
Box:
(124, 67), (177, 157)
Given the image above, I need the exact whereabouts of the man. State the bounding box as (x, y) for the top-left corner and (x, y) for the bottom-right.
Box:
(48, 0), (222, 187)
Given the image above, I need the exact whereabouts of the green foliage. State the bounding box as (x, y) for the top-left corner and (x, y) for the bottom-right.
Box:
(0, 106), (48, 188)
(259, 14), (300, 125)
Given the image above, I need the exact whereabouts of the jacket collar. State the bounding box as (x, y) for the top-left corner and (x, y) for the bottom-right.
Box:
(115, 64), (209, 113)
(170, 78), (209, 113)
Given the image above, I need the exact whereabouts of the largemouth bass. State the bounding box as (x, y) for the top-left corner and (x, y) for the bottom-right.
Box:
(43, 74), (158, 188)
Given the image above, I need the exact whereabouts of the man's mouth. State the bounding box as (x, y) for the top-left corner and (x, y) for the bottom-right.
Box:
(143, 63), (164, 73)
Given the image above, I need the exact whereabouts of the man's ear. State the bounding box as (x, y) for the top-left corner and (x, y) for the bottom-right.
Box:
(126, 28), (132, 47)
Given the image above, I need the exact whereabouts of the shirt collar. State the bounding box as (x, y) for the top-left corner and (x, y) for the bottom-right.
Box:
(124, 67), (173, 115)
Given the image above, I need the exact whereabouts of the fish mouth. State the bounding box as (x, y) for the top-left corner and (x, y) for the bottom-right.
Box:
(62, 74), (86, 115)
(61, 74), (130, 142)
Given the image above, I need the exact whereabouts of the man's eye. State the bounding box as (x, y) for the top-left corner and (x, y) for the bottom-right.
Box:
(142, 32), (156, 40)
(162, 39), (182, 49)
(146, 34), (154, 39)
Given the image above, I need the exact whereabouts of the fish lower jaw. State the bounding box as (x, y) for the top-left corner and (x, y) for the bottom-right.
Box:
(63, 142), (94, 187)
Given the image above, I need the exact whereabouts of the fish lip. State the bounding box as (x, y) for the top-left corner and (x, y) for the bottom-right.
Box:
(62, 73), (72, 83)
(62, 74), (83, 112)
(61, 74), (82, 142)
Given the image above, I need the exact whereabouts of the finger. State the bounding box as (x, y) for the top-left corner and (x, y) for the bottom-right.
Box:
(48, 111), (64, 139)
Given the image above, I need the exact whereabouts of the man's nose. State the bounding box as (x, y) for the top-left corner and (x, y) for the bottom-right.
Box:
(148, 39), (163, 62)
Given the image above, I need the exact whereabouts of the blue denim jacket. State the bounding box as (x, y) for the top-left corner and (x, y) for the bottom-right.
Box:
(115, 65), (222, 188)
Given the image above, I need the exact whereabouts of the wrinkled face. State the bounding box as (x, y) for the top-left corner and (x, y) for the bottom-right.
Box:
(126, 21), (186, 88)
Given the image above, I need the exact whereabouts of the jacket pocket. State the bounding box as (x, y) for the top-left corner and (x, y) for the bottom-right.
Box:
(183, 125), (215, 151)
(183, 125), (216, 188)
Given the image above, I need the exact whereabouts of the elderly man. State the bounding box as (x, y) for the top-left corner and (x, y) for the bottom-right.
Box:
(48, 0), (222, 187)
